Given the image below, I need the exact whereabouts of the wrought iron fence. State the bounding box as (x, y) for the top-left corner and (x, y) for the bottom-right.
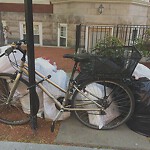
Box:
(75, 24), (150, 53)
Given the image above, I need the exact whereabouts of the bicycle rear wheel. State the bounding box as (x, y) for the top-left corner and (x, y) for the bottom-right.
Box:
(72, 79), (134, 130)
(0, 73), (30, 125)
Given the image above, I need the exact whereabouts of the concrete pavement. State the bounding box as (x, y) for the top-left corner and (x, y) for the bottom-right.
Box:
(0, 141), (114, 150)
(0, 114), (150, 150)
(54, 114), (150, 150)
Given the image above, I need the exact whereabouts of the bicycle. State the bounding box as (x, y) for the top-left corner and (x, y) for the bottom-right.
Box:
(0, 40), (140, 131)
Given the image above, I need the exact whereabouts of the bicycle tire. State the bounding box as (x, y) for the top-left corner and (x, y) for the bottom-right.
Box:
(0, 73), (30, 125)
(72, 79), (135, 130)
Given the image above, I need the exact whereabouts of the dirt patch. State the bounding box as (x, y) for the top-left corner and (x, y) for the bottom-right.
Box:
(0, 118), (61, 144)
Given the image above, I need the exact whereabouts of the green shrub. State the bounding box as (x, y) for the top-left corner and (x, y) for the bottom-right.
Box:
(92, 35), (124, 57)
(135, 29), (150, 57)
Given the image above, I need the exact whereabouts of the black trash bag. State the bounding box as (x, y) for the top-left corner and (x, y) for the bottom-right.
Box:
(126, 115), (150, 137)
(126, 77), (150, 137)
(131, 77), (150, 115)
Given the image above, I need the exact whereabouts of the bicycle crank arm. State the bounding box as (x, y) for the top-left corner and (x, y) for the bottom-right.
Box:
(50, 109), (64, 132)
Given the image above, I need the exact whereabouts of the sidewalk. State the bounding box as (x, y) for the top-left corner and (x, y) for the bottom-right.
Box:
(0, 114), (150, 150)
(0, 141), (113, 150)
(54, 114), (150, 150)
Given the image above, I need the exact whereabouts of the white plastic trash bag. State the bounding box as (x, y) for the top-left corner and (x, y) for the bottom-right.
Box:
(133, 63), (150, 80)
(79, 83), (120, 129)
(35, 57), (70, 120)
(20, 87), (44, 118)
(35, 57), (69, 98)
(43, 93), (70, 120)
(43, 70), (68, 98)
(35, 57), (56, 81)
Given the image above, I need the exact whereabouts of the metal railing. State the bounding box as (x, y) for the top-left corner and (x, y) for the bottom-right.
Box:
(75, 24), (150, 53)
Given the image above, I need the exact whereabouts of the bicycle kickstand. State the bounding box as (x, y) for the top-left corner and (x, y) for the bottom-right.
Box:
(51, 109), (64, 132)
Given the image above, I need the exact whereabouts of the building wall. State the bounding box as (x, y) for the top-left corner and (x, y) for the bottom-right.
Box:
(1, 12), (24, 42)
(51, 0), (150, 47)
(0, 0), (150, 48)
(52, 1), (150, 25)
(0, 2), (54, 45)
(0, 0), (50, 4)
(1, 11), (56, 46)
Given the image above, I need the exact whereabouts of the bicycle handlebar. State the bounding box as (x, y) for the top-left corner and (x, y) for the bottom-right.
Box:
(0, 39), (27, 58)
(0, 53), (5, 58)
(14, 39), (27, 46)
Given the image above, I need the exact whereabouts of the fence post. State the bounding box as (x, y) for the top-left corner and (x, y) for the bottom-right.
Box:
(115, 25), (119, 38)
(75, 24), (81, 53)
(0, 13), (4, 46)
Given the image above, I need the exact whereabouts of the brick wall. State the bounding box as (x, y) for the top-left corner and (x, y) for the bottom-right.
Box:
(34, 46), (75, 72)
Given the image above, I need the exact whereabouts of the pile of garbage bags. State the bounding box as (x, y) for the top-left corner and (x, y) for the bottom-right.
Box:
(0, 45), (70, 121)
(34, 57), (70, 120)
(0, 45), (150, 135)
(127, 64), (150, 137)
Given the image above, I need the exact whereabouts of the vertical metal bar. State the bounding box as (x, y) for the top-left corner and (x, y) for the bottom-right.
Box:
(137, 25), (141, 39)
(100, 26), (102, 41)
(0, 12), (4, 46)
(122, 26), (124, 44)
(128, 26), (132, 46)
(87, 26), (90, 52)
(124, 25), (128, 46)
(83, 25), (86, 50)
(142, 27), (146, 40)
(96, 26), (98, 43)
(91, 26), (94, 49)
(75, 24), (81, 53)
(116, 25), (119, 38)
(24, 0), (39, 130)
(85, 26), (89, 51)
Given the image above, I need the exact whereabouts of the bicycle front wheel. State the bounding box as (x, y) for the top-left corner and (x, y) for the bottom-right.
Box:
(72, 79), (134, 130)
(0, 73), (30, 125)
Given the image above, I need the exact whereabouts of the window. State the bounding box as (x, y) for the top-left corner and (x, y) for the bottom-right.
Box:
(58, 24), (67, 47)
(19, 22), (43, 45)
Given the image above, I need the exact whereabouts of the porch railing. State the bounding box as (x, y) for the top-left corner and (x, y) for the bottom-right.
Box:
(75, 24), (150, 53)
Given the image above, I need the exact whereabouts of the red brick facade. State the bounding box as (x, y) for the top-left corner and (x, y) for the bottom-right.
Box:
(34, 46), (74, 72)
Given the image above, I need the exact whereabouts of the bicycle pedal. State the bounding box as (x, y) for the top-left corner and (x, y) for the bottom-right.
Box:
(41, 111), (45, 119)
(51, 122), (55, 132)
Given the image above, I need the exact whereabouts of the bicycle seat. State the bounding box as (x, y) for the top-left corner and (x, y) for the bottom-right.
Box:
(63, 53), (91, 62)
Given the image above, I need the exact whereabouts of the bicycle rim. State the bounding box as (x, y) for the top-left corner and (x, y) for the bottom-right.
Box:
(72, 79), (134, 130)
(0, 73), (30, 125)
